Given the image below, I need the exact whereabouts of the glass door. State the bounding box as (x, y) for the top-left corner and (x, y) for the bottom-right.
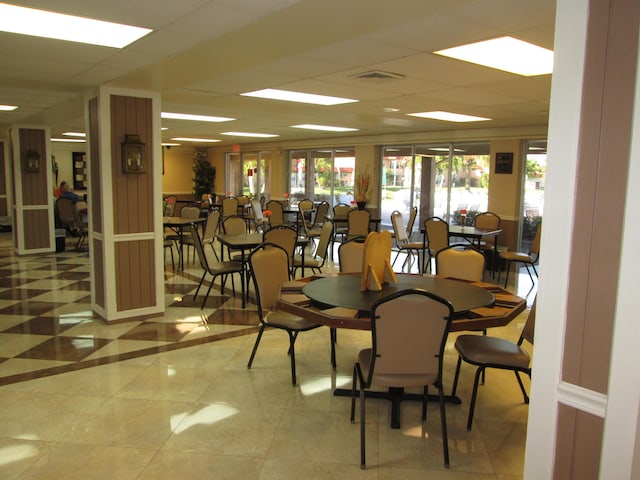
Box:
(380, 142), (490, 233)
(520, 140), (546, 250)
(288, 148), (355, 207)
(227, 151), (270, 199)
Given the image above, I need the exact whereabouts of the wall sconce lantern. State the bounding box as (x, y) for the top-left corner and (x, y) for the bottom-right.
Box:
(25, 149), (41, 173)
(122, 134), (146, 174)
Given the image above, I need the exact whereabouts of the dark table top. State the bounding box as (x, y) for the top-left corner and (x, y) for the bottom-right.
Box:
(302, 273), (494, 314)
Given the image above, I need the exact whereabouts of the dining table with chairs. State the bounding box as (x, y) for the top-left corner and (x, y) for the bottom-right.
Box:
(275, 272), (526, 428)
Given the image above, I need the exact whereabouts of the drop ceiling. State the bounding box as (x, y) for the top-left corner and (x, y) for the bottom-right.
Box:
(0, 0), (556, 147)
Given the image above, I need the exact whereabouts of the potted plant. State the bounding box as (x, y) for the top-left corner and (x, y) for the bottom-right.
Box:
(192, 151), (216, 200)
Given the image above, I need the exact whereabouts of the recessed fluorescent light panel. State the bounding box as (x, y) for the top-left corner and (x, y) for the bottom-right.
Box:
(62, 132), (86, 137)
(161, 112), (235, 122)
(51, 138), (86, 143)
(241, 89), (358, 106)
(291, 124), (358, 132)
(162, 143), (181, 147)
(434, 36), (553, 76)
(221, 132), (279, 138)
(0, 3), (152, 48)
(408, 111), (490, 122)
(0, 104), (18, 111)
(170, 137), (221, 143)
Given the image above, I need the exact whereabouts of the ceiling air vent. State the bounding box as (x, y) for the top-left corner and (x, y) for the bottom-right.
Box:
(350, 70), (405, 81)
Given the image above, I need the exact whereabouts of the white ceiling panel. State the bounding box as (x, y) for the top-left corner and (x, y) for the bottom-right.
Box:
(0, 0), (556, 145)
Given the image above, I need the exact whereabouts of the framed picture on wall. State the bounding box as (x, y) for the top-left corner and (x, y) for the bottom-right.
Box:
(495, 152), (514, 174)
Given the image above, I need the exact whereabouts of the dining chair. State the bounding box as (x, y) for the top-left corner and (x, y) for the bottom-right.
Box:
(201, 209), (221, 261)
(406, 206), (418, 239)
(346, 209), (371, 241)
(498, 223), (542, 289)
(451, 298), (536, 430)
(332, 203), (351, 246)
(435, 244), (485, 281)
(423, 216), (450, 273)
(263, 225), (298, 271)
(338, 236), (366, 273)
(177, 206), (201, 264)
(292, 221), (333, 276)
(222, 215), (249, 262)
(221, 197), (239, 219)
(266, 200), (285, 227)
(247, 243), (323, 385)
(390, 210), (422, 271)
(190, 225), (243, 309)
(250, 199), (265, 232)
(56, 198), (88, 251)
(474, 211), (502, 276)
(350, 289), (454, 469)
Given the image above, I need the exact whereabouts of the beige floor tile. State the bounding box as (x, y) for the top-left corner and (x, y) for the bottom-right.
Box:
(139, 450), (263, 480)
(12, 442), (155, 480)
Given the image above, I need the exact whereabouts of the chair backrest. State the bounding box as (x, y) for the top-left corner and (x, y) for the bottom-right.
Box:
(266, 200), (285, 226)
(259, 195), (266, 210)
(222, 215), (247, 235)
(251, 199), (264, 223)
(520, 297), (537, 345)
(181, 206), (201, 219)
(237, 195), (250, 207)
(163, 195), (177, 216)
(249, 243), (290, 313)
(298, 199), (314, 212)
(312, 201), (330, 228)
(424, 216), (450, 253)
(368, 289), (453, 381)
(56, 198), (79, 230)
(333, 203), (351, 219)
(530, 223), (542, 256)
(202, 210), (220, 243)
(190, 224), (211, 271)
(263, 225), (298, 265)
(474, 211), (501, 231)
(338, 237), (366, 273)
(347, 209), (371, 239)
(406, 206), (417, 235)
(222, 197), (239, 218)
(313, 221), (333, 262)
(435, 245), (485, 281)
(390, 210), (409, 244)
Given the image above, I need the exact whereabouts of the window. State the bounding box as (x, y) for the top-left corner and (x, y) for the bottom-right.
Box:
(226, 151), (271, 199)
(380, 142), (490, 232)
(288, 148), (355, 206)
(520, 140), (546, 250)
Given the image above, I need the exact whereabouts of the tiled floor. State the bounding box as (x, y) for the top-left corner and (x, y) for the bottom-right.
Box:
(0, 232), (536, 479)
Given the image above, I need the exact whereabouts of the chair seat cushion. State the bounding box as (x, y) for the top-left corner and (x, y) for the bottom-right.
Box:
(265, 309), (320, 331)
(401, 241), (423, 250)
(455, 335), (530, 369)
(292, 254), (321, 268)
(499, 251), (533, 262)
(209, 260), (244, 275)
(358, 348), (438, 388)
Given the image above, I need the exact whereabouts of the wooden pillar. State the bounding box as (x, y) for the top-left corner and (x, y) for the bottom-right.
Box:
(9, 126), (55, 254)
(86, 87), (164, 322)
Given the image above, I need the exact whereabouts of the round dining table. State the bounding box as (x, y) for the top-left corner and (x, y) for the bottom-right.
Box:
(302, 273), (495, 316)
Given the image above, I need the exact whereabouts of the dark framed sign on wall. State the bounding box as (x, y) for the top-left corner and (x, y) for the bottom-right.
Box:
(495, 152), (514, 174)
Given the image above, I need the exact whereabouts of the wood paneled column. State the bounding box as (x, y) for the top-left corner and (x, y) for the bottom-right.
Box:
(9, 126), (55, 254)
(87, 87), (164, 322)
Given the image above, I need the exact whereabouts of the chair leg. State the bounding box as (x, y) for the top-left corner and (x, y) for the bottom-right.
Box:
(515, 371), (530, 404)
(350, 364), (358, 423)
(247, 326), (265, 369)
(193, 271), (207, 300)
(422, 385), (428, 420)
(467, 367), (485, 430)
(288, 330), (297, 385)
(330, 328), (337, 369)
(451, 355), (463, 398)
(438, 384), (450, 468)
(360, 378), (366, 469)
